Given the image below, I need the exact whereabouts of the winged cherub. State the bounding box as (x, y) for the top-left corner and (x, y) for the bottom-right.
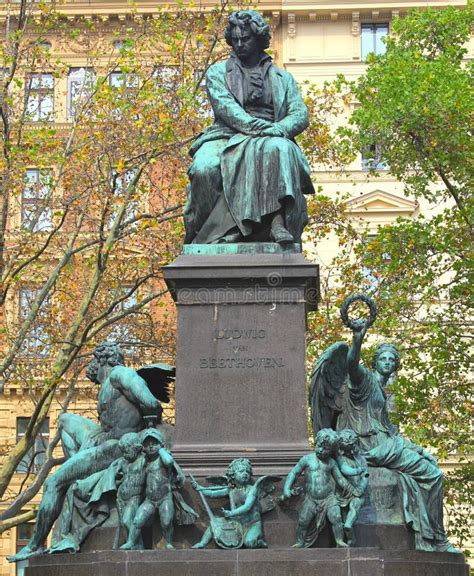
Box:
(309, 294), (458, 553)
(191, 458), (280, 549)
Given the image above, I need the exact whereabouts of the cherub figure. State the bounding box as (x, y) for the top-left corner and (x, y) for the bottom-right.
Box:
(335, 429), (369, 545)
(121, 429), (195, 550)
(282, 429), (361, 548)
(113, 432), (146, 549)
(191, 458), (279, 549)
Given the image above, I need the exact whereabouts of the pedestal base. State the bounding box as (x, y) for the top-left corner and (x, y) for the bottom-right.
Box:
(26, 548), (470, 576)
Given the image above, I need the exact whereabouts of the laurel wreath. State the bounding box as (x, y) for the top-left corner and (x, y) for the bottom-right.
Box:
(340, 293), (377, 330)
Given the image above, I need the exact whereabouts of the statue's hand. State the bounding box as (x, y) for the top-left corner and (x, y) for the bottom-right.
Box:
(250, 118), (272, 132)
(191, 480), (202, 491)
(221, 508), (233, 518)
(260, 125), (286, 137)
(352, 318), (367, 333)
(282, 488), (296, 499)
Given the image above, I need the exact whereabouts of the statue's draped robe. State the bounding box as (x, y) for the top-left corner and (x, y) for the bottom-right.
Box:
(185, 54), (314, 244)
(337, 367), (448, 551)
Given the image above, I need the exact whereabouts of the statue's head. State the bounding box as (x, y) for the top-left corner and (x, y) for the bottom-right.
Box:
(86, 340), (125, 384)
(119, 432), (142, 461)
(141, 428), (164, 458)
(224, 11), (271, 59)
(372, 343), (400, 377)
(227, 457), (253, 486)
(338, 429), (360, 453)
(314, 428), (339, 460)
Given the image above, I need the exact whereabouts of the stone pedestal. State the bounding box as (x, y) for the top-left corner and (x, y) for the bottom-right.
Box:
(26, 548), (470, 576)
(162, 249), (319, 475)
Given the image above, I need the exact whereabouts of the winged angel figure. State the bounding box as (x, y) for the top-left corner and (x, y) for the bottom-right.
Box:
(10, 340), (176, 561)
(191, 458), (280, 549)
(309, 294), (458, 554)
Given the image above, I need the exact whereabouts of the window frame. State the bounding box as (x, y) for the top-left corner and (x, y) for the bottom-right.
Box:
(67, 67), (96, 120)
(16, 417), (50, 474)
(361, 23), (389, 61)
(26, 72), (54, 121)
(21, 169), (53, 232)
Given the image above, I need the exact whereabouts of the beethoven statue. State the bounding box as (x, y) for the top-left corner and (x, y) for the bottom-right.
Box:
(184, 10), (315, 245)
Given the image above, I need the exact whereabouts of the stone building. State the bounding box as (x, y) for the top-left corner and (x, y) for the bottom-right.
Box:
(0, 0), (471, 574)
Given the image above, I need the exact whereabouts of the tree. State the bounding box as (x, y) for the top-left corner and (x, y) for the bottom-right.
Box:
(0, 0), (232, 530)
(305, 5), (473, 548)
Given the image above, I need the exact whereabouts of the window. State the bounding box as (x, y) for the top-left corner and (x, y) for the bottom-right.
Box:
(109, 71), (138, 93)
(67, 67), (95, 119)
(19, 287), (51, 356)
(16, 417), (49, 474)
(361, 143), (387, 171)
(361, 23), (388, 60)
(26, 73), (54, 121)
(16, 523), (35, 576)
(22, 169), (52, 231)
(154, 65), (180, 89)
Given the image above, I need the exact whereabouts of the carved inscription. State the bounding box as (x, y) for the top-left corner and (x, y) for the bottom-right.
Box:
(200, 357), (285, 369)
(198, 327), (285, 369)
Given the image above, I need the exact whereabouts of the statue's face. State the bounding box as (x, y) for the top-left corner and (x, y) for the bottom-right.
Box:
(233, 463), (251, 485)
(375, 352), (397, 377)
(315, 442), (331, 460)
(342, 439), (358, 455)
(231, 25), (260, 62)
(143, 437), (160, 457)
(123, 443), (141, 461)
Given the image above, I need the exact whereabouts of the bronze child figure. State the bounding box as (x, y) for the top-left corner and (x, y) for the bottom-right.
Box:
(121, 429), (185, 550)
(113, 432), (147, 549)
(282, 428), (361, 548)
(335, 429), (369, 545)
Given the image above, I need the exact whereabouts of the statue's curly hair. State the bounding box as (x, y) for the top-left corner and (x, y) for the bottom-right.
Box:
(119, 432), (142, 453)
(315, 428), (339, 451)
(86, 340), (124, 383)
(224, 11), (271, 50)
(338, 429), (359, 448)
(227, 457), (253, 486)
(371, 343), (400, 372)
(93, 340), (124, 366)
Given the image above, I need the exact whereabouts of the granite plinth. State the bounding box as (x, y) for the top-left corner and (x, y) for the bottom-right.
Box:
(26, 548), (470, 576)
(162, 253), (319, 475)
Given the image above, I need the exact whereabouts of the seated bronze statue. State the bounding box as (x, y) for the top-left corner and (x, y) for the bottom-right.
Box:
(184, 10), (315, 245)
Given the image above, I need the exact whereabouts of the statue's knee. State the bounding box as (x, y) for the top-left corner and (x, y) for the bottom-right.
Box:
(268, 136), (289, 153)
(191, 157), (220, 182)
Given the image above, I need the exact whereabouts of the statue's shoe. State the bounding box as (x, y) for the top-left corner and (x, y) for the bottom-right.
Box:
(214, 231), (243, 243)
(7, 545), (45, 562)
(436, 540), (462, 554)
(270, 226), (294, 244)
(48, 536), (79, 554)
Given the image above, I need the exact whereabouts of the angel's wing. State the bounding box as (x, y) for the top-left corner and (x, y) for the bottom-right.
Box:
(254, 475), (281, 514)
(309, 341), (349, 438)
(136, 363), (175, 403)
(205, 475), (229, 487)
